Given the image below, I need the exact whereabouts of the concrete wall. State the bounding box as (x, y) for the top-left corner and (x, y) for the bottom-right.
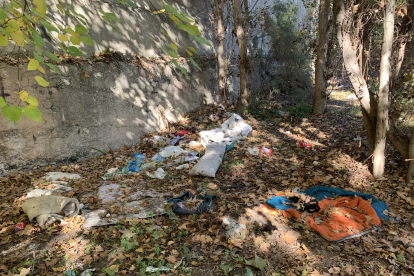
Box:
(0, 0), (218, 176)
(0, 59), (218, 175)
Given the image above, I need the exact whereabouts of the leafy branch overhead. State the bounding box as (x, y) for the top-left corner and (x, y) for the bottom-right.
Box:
(0, 0), (211, 122)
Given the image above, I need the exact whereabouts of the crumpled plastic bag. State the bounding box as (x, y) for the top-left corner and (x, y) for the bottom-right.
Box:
(248, 147), (259, 155)
(160, 146), (187, 158)
(146, 168), (166, 179)
(21, 195), (80, 226)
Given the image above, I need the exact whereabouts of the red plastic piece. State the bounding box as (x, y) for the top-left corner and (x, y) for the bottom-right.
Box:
(13, 222), (26, 231)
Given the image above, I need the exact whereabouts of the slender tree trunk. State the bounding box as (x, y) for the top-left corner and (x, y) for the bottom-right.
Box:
(333, 0), (377, 152)
(233, 0), (250, 114)
(214, 0), (228, 107)
(313, 0), (331, 115)
(373, 0), (395, 178)
(407, 129), (414, 182)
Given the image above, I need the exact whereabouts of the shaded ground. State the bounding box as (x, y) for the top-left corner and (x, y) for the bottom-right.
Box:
(1, 90), (413, 276)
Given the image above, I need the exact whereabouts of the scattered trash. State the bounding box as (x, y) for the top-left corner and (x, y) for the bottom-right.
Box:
(13, 222), (26, 231)
(259, 145), (272, 156)
(168, 191), (217, 215)
(80, 268), (95, 276)
(44, 172), (81, 181)
(151, 153), (165, 163)
(150, 136), (171, 145)
(189, 141), (201, 149)
(176, 164), (189, 170)
(171, 135), (181, 145)
(279, 110), (285, 116)
(298, 141), (312, 148)
(226, 141), (236, 152)
(199, 113), (252, 147)
(222, 217), (247, 240)
(247, 147), (259, 156)
(63, 270), (76, 276)
(82, 198), (167, 228)
(21, 195), (80, 226)
(186, 151), (199, 162)
(98, 183), (167, 204)
(191, 126), (197, 133)
(189, 142), (226, 177)
(160, 146), (187, 158)
(176, 130), (188, 136)
(313, 161), (319, 166)
(146, 257), (183, 273)
(218, 104), (225, 110)
(285, 131), (291, 134)
(146, 168), (166, 179)
(26, 183), (74, 199)
(107, 168), (118, 174)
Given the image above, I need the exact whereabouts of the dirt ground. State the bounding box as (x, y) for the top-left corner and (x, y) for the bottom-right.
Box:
(1, 90), (413, 276)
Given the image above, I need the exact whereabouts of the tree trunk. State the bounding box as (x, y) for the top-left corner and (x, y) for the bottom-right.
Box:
(214, 0), (228, 107)
(313, 0), (331, 115)
(233, 0), (250, 114)
(407, 129), (414, 182)
(333, 0), (377, 152)
(373, 0), (395, 178)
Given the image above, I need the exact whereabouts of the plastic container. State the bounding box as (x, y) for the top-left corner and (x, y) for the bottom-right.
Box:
(171, 136), (180, 145)
(13, 222), (26, 231)
(260, 145), (272, 156)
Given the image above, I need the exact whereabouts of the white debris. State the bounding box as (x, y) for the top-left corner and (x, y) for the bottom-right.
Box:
(189, 142), (226, 177)
(107, 168), (118, 174)
(247, 147), (259, 155)
(346, 94), (358, 100)
(26, 182), (74, 199)
(150, 136), (171, 145)
(146, 168), (166, 179)
(160, 146), (187, 158)
(189, 141), (202, 149)
(222, 217), (247, 240)
(44, 172), (81, 181)
(218, 104), (225, 110)
(176, 164), (189, 170)
(199, 113), (252, 147)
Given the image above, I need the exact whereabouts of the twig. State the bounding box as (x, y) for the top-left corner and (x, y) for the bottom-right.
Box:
(363, 152), (374, 164)
(405, 158), (414, 161)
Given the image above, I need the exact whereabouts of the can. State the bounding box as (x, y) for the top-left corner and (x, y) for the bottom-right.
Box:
(13, 222), (26, 231)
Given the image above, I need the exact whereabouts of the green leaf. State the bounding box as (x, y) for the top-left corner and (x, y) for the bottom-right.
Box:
(169, 43), (177, 50)
(2, 105), (22, 122)
(161, 29), (169, 37)
(189, 24), (199, 36)
(28, 59), (39, 70)
(70, 35), (81, 45)
(26, 96), (39, 106)
(80, 35), (94, 46)
(67, 46), (83, 57)
(33, 33), (44, 47)
(126, 0), (136, 8)
(0, 34), (8, 46)
(75, 24), (88, 34)
(10, 31), (25, 46)
(56, 4), (63, 14)
(8, 20), (19, 30)
(33, 52), (45, 63)
(23, 12), (35, 23)
(397, 253), (406, 263)
(46, 63), (59, 74)
(161, 46), (178, 58)
(64, 27), (76, 36)
(116, 0), (125, 4)
(185, 49), (193, 56)
(33, 0), (47, 16)
(193, 35), (212, 47)
(246, 268), (254, 276)
(188, 47), (198, 54)
(0, 9), (7, 20)
(175, 13), (193, 23)
(189, 57), (201, 71)
(163, 1), (177, 14)
(178, 23), (194, 35)
(245, 254), (266, 270)
(45, 51), (61, 62)
(35, 76), (49, 87)
(219, 263), (236, 274)
(39, 19), (58, 32)
(171, 60), (187, 75)
(22, 105), (42, 122)
(0, 96), (6, 107)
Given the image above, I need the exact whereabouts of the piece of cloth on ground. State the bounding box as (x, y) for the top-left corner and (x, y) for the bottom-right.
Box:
(189, 142), (226, 177)
(199, 113), (252, 147)
(21, 195), (80, 226)
(260, 186), (390, 242)
(168, 191), (217, 215)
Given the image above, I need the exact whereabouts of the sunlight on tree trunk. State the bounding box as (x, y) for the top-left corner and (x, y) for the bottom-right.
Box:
(407, 130), (414, 182)
(214, 0), (228, 107)
(313, 0), (331, 115)
(373, 0), (395, 178)
(233, 0), (250, 114)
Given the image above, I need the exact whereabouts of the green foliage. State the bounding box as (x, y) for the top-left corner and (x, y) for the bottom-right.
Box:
(285, 103), (313, 120)
(265, 1), (313, 104)
(248, 91), (280, 120)
(0, 0), (210, 123)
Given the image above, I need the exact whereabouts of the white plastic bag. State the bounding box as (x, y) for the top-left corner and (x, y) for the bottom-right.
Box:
(146, 168), (166, 179)
(248, 147), (259, 155)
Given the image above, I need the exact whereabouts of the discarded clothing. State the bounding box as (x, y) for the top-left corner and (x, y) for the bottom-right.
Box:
(260, 186), (391, 242)
(189, 142), (226, 177)
(199, 113), (252, 147)
(21, 195), (80, 226)
(168, 191), (217, 215)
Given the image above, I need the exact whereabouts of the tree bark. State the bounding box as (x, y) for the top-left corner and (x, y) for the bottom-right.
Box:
(313, 0), (331, 115)
(333, 0), (377, 152)
(407, 129), (414, 182)
(214, 0), (228, 107)
(233, 0), (250, 114)
(373, 0), (395, 178)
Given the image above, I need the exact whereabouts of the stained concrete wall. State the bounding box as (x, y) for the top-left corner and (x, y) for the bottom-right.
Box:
(0, 59), (218, 175)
